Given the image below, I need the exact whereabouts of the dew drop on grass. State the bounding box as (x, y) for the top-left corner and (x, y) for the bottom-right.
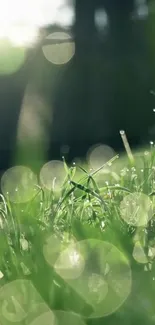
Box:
(120, 130), (125, 135)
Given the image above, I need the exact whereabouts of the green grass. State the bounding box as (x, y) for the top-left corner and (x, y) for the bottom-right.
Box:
(1, 147), (155, 324)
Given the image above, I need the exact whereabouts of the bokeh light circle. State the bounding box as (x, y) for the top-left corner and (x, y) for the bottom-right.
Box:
(69, 240), (132, 318)
(40, 160), (66, 191)
(54, 244), (85, 280)
(0, 280), (46, 323)
(120, 192), (153, 227)
(95, 9), (109, 33)
(43, 234), (84, 280)
(46, 239), (131, 318)
(1, 166), (38, 203)
(42, 32), (75, 65)
(87, 144), (115, 170)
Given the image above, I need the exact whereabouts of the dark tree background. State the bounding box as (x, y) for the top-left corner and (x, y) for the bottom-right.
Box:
(0, 0), (155, 170)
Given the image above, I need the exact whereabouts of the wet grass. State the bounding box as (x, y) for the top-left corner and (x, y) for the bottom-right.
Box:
(0, 147), (155, 324)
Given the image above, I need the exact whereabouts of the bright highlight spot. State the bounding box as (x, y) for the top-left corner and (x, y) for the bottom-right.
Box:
(133, 242), (148, 264)
(43, 233), (77, 268)
(120, 192), (153, 227)
(54, 244), (85, 280)
(43, 233), (84, 280)
(8, 25), (38, 47)
(40, 160), (66, 191)
(42, 32), (75, 65)
(148, 246), (155, 258)
(1, 166), (38, 203)
(0, 0), (74, 30)
(0, 271), (4, 279)
(87, 144), (115, 170)
(95, 9), (109, 33)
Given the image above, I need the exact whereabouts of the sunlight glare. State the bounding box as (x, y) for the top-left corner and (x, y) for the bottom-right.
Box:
(40, 160), (66, 191)
(9, 25), (38, 47)
(0, 0), (74, 46)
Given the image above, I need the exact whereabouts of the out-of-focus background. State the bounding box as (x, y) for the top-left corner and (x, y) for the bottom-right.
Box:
(0, 0), (155, 170)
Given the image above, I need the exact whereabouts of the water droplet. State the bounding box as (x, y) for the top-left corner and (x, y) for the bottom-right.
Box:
(153, 108), (155, 112)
